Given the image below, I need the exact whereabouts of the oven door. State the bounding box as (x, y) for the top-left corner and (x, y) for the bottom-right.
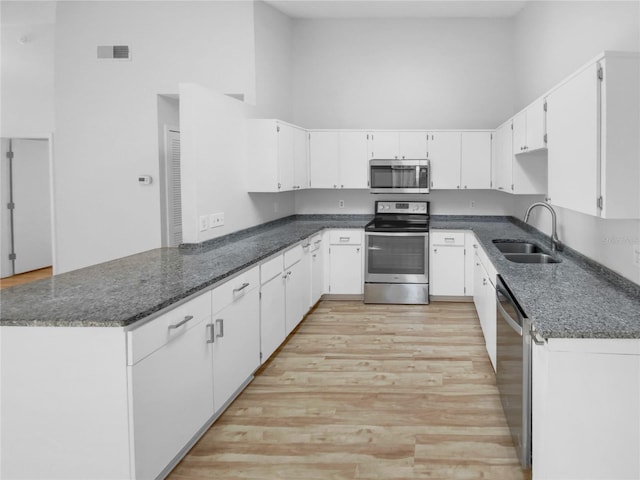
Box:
(365, 232), (429, 284)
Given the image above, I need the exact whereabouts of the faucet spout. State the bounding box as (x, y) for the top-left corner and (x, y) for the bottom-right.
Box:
(524, 202), (561, 252)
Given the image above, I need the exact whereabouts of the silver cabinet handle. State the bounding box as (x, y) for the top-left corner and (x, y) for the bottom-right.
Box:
(356, 247), (360, 253)
(168, 315), (193, 330)
(314, 240), (321, 245)
(483, 278), (487, 286)
(312, 254), (317, 259)
(206, 323), (215, 344)
(473, 244), (478, 249)
(233, 282), (250, 293)
(339, 237), (350, 242)
(282, 273), (288, 279)
(444, 237), (455, 242)
(532, 330), (546, 345)
(433, 248), (437, 253)
(498, 187), (504, 190)
(302, 243), (311, 248)
(215, 318), (224, 338)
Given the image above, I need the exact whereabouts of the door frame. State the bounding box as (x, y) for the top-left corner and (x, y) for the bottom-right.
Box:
(1, 133), (57, 276)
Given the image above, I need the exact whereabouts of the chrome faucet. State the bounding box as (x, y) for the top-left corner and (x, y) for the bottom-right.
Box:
(524, 202), (561, 252)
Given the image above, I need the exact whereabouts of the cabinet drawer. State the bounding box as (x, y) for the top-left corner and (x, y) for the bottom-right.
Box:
(431, 231), (465, 246)
(212, 266), (260, 315)
(329, 229), (362, 245)
(309, 233), (322, 252)
(284, 244), (303, 268)
(128, 291), (212, 366)
(260, 254), (283, 284)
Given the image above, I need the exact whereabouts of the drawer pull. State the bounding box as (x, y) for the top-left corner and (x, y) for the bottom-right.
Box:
(215, 318), (225, 338)
(206, 323), (215, 344)
(339, 237), (350, 242)
(233, 282), (250, 293)
(444, 237), (455, 242)
(314, 240), (321, 245)
(302, 243), (311, 248)
(168, 315), (194, 330)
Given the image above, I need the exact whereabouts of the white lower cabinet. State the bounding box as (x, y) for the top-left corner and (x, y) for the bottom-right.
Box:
(129, 291), (214, 480)
(284, 244), (311, 334)
(211, 275), (260, 412)
(328, 229), (363, 295)
(429, 231), (466, 296)
(532, 339), (640, 479)
(310, 233), (324, 306)
(471, 244), (497, 371)
(259, 254), (286, 364)
(131, 315), (214, 480)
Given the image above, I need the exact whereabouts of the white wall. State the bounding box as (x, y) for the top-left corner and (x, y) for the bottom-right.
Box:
(53, 1), (256, 273)
(512, 1), (640, 285)
(295, 189), (519, 216)
(514, 0), (640, 109)
(291, 18), (515, 129)
(0, 1), (55, 137)
(179, 83), (295, 244)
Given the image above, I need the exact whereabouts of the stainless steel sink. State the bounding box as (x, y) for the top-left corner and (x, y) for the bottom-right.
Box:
(493, 240), (544, 254)
(503, 253), (561, 264)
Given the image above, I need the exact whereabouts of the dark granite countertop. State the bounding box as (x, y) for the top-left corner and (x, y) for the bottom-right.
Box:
(2, 214), (639, 339)
(431, 216), (640, 340)
(0, 215), (371, 328)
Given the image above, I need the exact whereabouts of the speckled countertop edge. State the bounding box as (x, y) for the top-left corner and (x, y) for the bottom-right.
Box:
(431, 215), (640, 339)
(0, 215), (371, 328)
(2, 214), (639, 339)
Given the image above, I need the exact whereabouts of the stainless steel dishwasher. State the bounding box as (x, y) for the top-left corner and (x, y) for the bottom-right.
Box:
(496, 274), (532, 470)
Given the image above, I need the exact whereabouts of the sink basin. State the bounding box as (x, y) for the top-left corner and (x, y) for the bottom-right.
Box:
(493, 240), (544, 254)
(503, 253), (561, 264)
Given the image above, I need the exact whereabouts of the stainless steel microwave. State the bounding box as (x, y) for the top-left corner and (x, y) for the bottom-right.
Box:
(369, 159), (430, 194)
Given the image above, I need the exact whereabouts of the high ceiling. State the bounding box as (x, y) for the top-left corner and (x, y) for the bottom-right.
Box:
(263, 0), (529, 19)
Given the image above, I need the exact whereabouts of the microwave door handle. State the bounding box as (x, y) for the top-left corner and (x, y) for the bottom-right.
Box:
(415, 166), (420, 188)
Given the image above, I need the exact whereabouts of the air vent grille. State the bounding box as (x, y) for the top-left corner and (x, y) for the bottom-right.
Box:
(97, 45), (131, 60)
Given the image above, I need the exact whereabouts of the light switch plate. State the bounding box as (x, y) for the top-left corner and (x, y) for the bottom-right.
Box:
(199, 215), (209, 232)
(634, 244), (640, 267)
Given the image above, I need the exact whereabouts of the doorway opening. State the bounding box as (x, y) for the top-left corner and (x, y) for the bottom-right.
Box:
(158, 94), (182, 247)
(0, 137), (54, 281)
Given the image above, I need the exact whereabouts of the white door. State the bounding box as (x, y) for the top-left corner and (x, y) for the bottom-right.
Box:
(165, 128), (183, 247)
(329, 245), (362, 294)
(526, 98), (547, 151)
(428, 132), (461, 189)
(493, 122), (513, 192)
(277, 123), (295, 191)
(339, 132), (369, 188)
(292, 127), (308, 190)
(512, 110), (527, 154)
(10, 139), (52, 274)
(309, 131), (340, 189)
(461, 132), (492, 189)
(430, 245), (465, 296)
(285, 259), (310, 335)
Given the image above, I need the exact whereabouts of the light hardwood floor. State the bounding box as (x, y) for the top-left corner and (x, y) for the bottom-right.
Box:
(168, 300), (530, 480)
(0, 267), (52, 289)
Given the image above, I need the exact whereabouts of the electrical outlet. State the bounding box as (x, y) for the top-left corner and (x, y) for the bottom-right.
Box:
(199, 215), (209, 232)
(634, 244), (640, 267)
(210, 212), (225, 228)
(470, 201), (475, 209)
(274, 202), (279, 213)
(338, 199), (345, 208)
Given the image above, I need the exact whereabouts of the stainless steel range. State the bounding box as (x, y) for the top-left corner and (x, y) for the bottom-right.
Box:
(363, 201), (429, 304)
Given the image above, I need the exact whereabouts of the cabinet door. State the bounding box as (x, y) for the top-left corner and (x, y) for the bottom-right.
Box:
(547, 63), (599, 216)
(473, 253), (486, 334)
(211, 288), (260, 412)
(329, 245), (363, 294)
(461, 132), (492, 189)
(285, 259), (311, 334)
(339, 131), (369, 188)
(512, 110), (527, 155)
(429, 245), (465, 296)
(371, 132), (399, 159)
(428, 132), (461, 189)
(247, 120), (279, 192)
(526, 97), (546, 151)
(277, 123), (295, 191)
(311, 246), (324, 306)
(260, 273), (286, 364)
(292, 126), (309, 190)
(398, 131), (428, 158)
(493, 122), (513, 192)
(131, 317), (214, 480)
(309, 131), (340, 189)
(482, 275), (497, 371)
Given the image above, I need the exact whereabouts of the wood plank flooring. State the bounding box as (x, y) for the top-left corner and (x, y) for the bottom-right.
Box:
(0, 267), (52, 289)
(168, 300), (530, 480)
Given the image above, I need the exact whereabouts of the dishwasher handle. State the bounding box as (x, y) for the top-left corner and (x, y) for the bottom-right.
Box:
(496, 283), (523, 336)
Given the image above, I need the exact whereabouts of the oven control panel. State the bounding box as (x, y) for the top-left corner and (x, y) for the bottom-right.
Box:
(376, 201), (428, 214)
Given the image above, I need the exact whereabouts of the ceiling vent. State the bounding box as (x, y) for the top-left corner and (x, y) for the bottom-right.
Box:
(97, 45), (131, 60)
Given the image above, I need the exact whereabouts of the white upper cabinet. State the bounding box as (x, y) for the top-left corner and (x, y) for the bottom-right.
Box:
(371, 131), (427, 159)
(308, 131), (369, 189)
(427, 131), (461, 189)
(492, 121), (513, 193)
(546, 53), (640, 218)
(247, 119), (308, 192)
(512, 98), (547, 155)
(460, 132), (492, 189)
